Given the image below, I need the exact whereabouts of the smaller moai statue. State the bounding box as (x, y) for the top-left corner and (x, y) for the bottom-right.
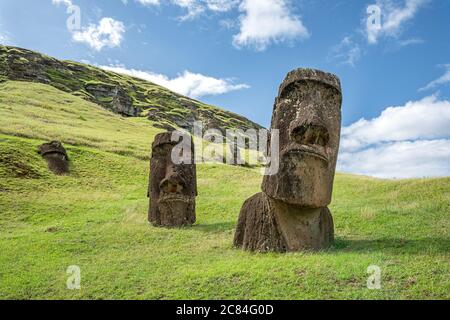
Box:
(148, 132), (197, 227)
(38, 141), (69, 175)
(234, 68), (342, 252)
(227, 143), (244, 166)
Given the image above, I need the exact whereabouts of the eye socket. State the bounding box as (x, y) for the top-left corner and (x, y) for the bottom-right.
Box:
(152, 146), (164, 157)
(315, 128), (330, 147)
(291, 124), (330, 147)
(291, 125), (307, 143)
(152, 144), (173, 157)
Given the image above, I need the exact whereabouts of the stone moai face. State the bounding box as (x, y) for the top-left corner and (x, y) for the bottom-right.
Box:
(262, 69), (342, 208)
(38, 141), (69, 175)
(149, 132), (197, 227)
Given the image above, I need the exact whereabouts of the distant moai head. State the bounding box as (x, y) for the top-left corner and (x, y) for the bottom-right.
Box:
(149, 132), (197, 227)
(38, 141), (69, 175)
(262, 69), (342, 207)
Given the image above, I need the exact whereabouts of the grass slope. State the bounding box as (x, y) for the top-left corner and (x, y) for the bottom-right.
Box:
(0, 81), (161, 160)
(0, 81), (449, 299)
(0, 45), (262, 132)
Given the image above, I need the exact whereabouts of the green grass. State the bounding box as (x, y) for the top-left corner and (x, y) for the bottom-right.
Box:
(0, 81), (449, 300)
(0, 81), (161, 160)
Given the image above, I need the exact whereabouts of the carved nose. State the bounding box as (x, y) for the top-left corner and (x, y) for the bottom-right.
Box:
(160, 179), (180, 193)
(160, 173), (186, 194)
(290, 117), (330, 147)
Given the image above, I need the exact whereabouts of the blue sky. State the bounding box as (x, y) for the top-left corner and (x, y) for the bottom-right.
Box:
(1, 0), (449, 178)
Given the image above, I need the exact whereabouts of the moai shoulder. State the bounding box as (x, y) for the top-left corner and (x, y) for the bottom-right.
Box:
(234, 193), (286, 252)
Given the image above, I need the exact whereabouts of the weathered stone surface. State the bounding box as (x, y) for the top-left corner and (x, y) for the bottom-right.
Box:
(234, 193), (287, 252)
(148, 132), (197, 227)
(38, 141), (69, 175)
(84, 83), (140, 117)
(234, 193), (334, 252)
(234, 68), (342, 252)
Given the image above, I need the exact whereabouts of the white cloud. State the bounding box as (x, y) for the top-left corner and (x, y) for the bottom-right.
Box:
(366, 0), (428, 44)
(233, 0), (309, 51)
(51, 1), (126, 51)
(0, 24), (11, 45)
(339, 95), (450, 178)
(129, 0), (307, 49)
(0, 33), (8, 44)
(135, 0), (161, 5)
(339, 140), (450, 179)
(134, 0), (238, 19)
(219, 18), (238, 30)
(329, 36), (362, 67)
(0, 17), (11, 45)
(72, 18), (125, 51)
(206, 0), (239, 12)
(100, 65), (250, 98)
(420, 64), (450, 92)
(398, 37), (424, 46)
(341, 95), (450, 151)
(52, 0), (73, 6)
(329, 0), (427, 67)
(171, 0), (205, 20)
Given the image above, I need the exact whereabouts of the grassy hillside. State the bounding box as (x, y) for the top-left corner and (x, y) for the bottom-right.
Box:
(0, 80), (449, 299)
(0, 45), (263, 133)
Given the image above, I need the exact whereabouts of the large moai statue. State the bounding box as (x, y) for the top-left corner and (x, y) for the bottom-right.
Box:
(148, 132), (197, 227)
(38, 141), (70, 175)
(234, 68), (342, 252)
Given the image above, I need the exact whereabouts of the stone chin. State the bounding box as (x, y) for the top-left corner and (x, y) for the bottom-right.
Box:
(262, 147), (333, 208)
(157, 193), (195, 226)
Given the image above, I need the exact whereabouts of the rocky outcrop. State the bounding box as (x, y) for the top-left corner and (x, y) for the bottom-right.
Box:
(84, 83), (140, 117)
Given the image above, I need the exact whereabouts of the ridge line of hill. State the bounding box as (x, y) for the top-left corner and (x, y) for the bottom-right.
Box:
(0, 45), (263, 133)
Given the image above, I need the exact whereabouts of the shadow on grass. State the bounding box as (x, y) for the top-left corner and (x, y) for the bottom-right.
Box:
(186, 223), (449, 255)
(334, 237), (450, 254)
(192, 221), (236, 233)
